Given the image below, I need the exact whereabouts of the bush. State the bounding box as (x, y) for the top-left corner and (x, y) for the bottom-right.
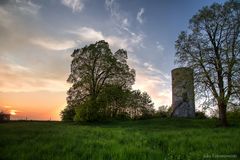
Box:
(115, 112), (131, 120)
(153, 105), (171, 118)
(227, 108), (240, 120)
(60, 107), (75, 121)
(74, 100), (101, 122)
(154, 111), (168, 118)
(195, 111), (207, 119)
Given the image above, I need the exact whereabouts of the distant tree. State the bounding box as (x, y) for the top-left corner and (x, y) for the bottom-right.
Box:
(157, 105), (169, 113)
(195, 111), (207, 119)
(0, 111), (10, 122)
(0, 111), (4, 121)
(62, 40), (135, 121)
(127, 90), (155, 119)
(60, 107), (75, 121)
(227, 106), (240, 120)
(175, 1), (240, 126)
(155, 105), (170, 118)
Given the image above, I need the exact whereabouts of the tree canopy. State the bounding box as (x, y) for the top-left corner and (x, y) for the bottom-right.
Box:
(175, 0), (240, 126)
(61, 40), (154, 121)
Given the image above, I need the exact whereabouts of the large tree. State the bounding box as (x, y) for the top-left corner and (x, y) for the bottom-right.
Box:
(61, 40), (135, 121)
(175, 1), (240, 126)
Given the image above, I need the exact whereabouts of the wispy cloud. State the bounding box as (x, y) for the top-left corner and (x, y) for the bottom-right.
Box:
(137, 8), (144, 24)
(133, 72), (171, 107)
(156, 41), (164, 52)
(0, 60), (69, 92)
(0, 0), (41, 17)
(128, 55), (171, 107)
(71, 27), (104, 42)
(105, 0), (129, 30)
(16, 0), (41, 15)
(69, 27), (128, 50)
(143, 62), (170, 80)
(69, 26), (144, 52)
(0, 1), (74, 93)
(31, 38), (77, 50)
(104, 0), (145, 51)
(61, 0), (84, 12)
(122, 18), (129, 27)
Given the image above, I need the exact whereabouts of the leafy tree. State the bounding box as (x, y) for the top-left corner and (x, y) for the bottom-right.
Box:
(155, 105), (171, 118)
(175, 1), (240, 126)
(0, 111), (5, 121)
(62, 40), (135, 121)
(0, 111), (10, 122)
(97, 85), (131, 119)
(60, 107), (75, 121)
(127, 90), (155, 119)
(74, 98), (99, 121)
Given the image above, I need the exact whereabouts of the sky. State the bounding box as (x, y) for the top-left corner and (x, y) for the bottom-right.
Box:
(0, 0), (226, 120)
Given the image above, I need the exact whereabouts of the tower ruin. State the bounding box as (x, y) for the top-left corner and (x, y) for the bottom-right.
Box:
(171, 67), (195, 117)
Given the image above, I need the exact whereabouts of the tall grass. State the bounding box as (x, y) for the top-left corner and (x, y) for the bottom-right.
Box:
(0, 118), (239, 160)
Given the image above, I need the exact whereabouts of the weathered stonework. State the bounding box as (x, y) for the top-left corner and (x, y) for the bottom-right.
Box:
(171, 67), (195, 117)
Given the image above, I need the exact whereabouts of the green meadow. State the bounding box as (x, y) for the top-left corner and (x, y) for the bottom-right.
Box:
(0, 118), (240, 160)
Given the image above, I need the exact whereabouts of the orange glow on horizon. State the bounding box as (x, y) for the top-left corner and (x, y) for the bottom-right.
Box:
(4, 106), (12, 109)
(0, 91), (67, 120)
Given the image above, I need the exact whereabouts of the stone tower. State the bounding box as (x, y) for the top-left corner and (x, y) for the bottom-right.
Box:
(171, 67), (195, 117)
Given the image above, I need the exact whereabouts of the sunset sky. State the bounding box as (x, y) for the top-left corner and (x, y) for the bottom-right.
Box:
(0, 0), (225, 120)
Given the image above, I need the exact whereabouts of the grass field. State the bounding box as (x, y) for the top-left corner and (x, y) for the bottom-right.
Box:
(0, 118), (240, 160)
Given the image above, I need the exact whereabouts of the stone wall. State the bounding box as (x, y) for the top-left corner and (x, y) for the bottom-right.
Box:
(171, 67), (195, 117)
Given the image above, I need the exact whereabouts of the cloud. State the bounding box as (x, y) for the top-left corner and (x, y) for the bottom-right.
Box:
(72, 27), (104, 41)
(0, 0), (44, 54)
(61, 0), (84, 12)
(0, 1), (74, 93)
(69, 27), (135, 51)
(16, 0), (41, 15)
(137, 8), (144, 24)
(0, 5), (71, 92)
(104, 0), (146, 52)
(0, 60), (70, 92)
(31, 38), (77, 50)
(130, 33), (144, 45)
(105, 0), (118, 18)
(156, 41), (164, 52)
(68, 26), (147, 52)
(122, 18), (129, 27)
(105, 0), (130, 31)
(0, 0), (41, 25)
(128, 55), (171, 108)
(132, 69), (171, 107)
(143, 62), (170, 80)
(105, 0), (114, 8)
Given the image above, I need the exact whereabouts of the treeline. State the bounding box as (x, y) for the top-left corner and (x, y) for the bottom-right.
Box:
(61, 41), (154, 121)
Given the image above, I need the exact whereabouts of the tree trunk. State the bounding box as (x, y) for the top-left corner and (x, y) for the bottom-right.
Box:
(218, 102), (228, 127)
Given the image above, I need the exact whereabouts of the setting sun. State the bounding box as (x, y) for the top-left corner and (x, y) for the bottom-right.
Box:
(10, 110), (17, 115)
